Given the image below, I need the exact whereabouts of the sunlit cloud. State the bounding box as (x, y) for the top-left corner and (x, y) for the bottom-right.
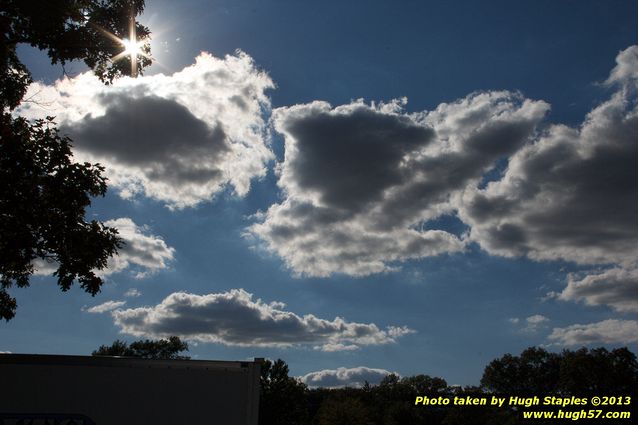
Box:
(111, 289), (414, 350)
(34, 218), (174, 279)
(83, 300), (126, 314)
(248, 93), (547, 276)
(548, 319), (638, 346)
(18, 51), (274, 209)
(300, 366), (396, 388)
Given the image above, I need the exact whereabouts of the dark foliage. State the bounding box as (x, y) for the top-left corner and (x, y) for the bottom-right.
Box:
(313, 397), (372, 425)
(481, 346), (638, 396)
(0, 115), (121, 320)
(259, 359), (309, 425)
(0, 0), (152, 320)
(1, 0), (151, 109)
(481, 347), (561, 395)
(258, 347), (637, 425)
(92, 336), (190, 360)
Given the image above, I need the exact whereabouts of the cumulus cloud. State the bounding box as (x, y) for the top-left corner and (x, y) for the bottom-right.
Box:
(124, 288), (142, 298)
(606, 45), (638, 87)
(316, 343), (359, 352)
(248, 93), (548, 276)
(84, 300), (126, 314)
(18, 51), (274, 209)
(526, 314), (549, 325)
(300, 366), (395, 388)
(34, 217), (174, 279)
(459, 45), (638, 272)
(103, 218), (175, 278)
(548, 319), (638, 346)
(524, 314), (549, 331)
(557, 267), (638, 313)
(111, 289), (414, 350)
(509, 314), (550, 332)
(246, 45), (638, 284)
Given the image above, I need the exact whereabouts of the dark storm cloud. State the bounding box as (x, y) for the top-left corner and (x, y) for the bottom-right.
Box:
(112, 289), (414, 350)
(248, 94), (548, 276)
(300, 367), (395, 388)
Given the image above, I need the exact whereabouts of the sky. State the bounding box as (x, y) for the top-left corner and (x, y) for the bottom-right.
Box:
(3, 0), (638, 387)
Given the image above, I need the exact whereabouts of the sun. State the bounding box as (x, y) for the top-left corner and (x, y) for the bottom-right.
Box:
(121, 38), (143, 57)
(97, 18), (153, 77)
(110, 35), (149, 77)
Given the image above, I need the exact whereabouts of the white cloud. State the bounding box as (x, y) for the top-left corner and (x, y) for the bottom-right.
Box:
(34, 218), (174, 279)
(459, 45), (638, 272)
(0, 351), (11, 354)
(111, 289), (414, 349)
(605, 45), (638, 87)
(315, 343), (360, 352)
(84, 300), (126, 314)
(525, 314), (549, 332)
(558, 267), (638, 313)
(300, 366), (396, 388)
(18, 51), (274, 209)
(31, 259), (58, 276)
(124, 288), (142, 298)
(245, 45), (638, 282)
(104, 218), (175, 278)
(548, 319), (638, 346)
(248, 92), (547, 277)
(510, 314), (550, 332)
(526, 314), (549, 325)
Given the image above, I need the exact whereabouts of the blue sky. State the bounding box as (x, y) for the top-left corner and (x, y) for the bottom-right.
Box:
(4, 0), (638, 387)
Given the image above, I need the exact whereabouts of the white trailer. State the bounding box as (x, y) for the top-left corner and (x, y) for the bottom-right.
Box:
(0, 353), (262, 425)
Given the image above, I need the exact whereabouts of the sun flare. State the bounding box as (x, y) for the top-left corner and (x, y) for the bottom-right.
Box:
(96, 18), (154, 77)
(121, 38), (143, 57)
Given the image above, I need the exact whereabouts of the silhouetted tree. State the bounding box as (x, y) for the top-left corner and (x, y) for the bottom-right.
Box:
(0, 0), (152, 320)
(252, 347), (637, 425)
(441, 386), (517, 425)
(259, 359), (309, 425)
(2, 0), (152, 104)
(481, 346), (638, 396)
(1, 115), (121, 321)
(481, 347), (561, 394)
(372, 374), (450, 425)
(558, 347), (638, 395)
(314, 397), (372, 425)
(92, 336), (190, 360)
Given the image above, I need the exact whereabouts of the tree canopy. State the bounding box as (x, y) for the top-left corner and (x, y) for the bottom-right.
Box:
(259, 359), (309, 425)
(92, 336), (190, 360)
(255, 347), (637, 425)
(481, 346), (638, 395)
(0, 0), (152, 320)
(0, 115), (121, 320)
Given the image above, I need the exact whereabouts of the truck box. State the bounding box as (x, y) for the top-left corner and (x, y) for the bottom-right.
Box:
(0, 353), (261, 425)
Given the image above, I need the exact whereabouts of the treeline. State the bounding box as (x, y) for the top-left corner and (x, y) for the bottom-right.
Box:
(91, 339), (637, 424)
(259, 347), (638, 425)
